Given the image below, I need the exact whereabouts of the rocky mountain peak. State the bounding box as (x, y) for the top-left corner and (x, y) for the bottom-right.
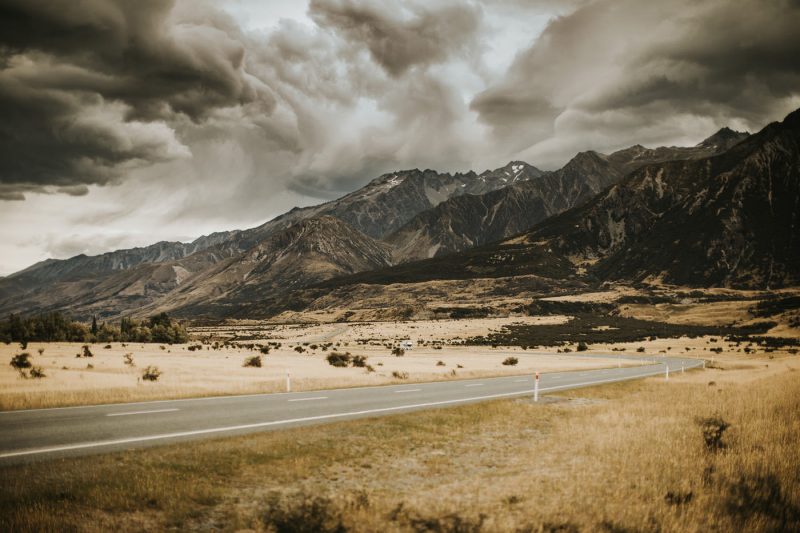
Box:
(697, 126), (749, 149)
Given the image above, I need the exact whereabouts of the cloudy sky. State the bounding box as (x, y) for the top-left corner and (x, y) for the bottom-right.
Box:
(1, 0), (799, 275)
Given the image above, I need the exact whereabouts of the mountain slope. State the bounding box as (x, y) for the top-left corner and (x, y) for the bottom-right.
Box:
(386, 152), (623, 261)
(386, 129), (748, 263)
(156, 216), (393, 318)
(317, 110), (796, 291)
(522, 113), (799, 287)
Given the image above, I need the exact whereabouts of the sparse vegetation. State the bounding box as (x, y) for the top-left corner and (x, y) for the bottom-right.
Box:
(391, 347), (405, 357)
(502, 357), (519, 366)
(391, 371), (409, 379)
(123, 353), (135, 366)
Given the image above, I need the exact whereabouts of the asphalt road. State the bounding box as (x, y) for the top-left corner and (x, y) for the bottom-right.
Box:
(0, 356), (703, 465)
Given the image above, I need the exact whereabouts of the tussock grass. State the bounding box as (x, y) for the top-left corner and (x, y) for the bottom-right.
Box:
(1, 362), (798, 531)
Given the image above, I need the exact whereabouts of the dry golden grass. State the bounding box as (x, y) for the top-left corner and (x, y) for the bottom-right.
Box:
(1, 354), (798, 532)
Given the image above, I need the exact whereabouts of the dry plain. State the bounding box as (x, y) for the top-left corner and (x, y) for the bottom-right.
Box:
(2, 315), (638, 411)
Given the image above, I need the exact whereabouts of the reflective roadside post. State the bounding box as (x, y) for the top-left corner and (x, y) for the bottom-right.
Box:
(534, 371), (540, 402)
(286, 370), (291, 392)
(665, 364), (669, 381)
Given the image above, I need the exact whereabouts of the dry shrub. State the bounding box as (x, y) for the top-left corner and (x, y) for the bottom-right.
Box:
(697, 416), (730, 451)
(10, 352), (32, 369)
(244, 355), (262, 368)
(392, 371), (409, 380)
(142, 366), (162, 381)
(502, 357), (518, 366)
(327, 352), (351, 368)
(261, 493), (347, 533)
(724, 473), (800, 529)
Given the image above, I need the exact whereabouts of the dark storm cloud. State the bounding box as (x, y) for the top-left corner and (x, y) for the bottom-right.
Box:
(471, 0), (800, 163)
(0, 0), (273, 197)
(308, 0), (481, 77)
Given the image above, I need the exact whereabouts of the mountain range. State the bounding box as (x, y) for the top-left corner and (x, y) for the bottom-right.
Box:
(3, 109), (796, 322)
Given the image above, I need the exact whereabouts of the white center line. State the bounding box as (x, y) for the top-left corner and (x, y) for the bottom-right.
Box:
(288, 397), (328, 402)
(464, 383), (484, 387)
(107, 408), (179, 417)
(394, 389), (421, 393)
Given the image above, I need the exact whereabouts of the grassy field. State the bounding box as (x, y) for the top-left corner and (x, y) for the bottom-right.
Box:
(1, 353), (798, 532)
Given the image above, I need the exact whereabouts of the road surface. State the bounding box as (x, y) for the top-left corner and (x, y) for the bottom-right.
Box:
(0, 356), (702, 465)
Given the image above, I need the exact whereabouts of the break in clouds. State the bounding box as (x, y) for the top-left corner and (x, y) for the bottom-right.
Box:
(0, 0), (799, 270)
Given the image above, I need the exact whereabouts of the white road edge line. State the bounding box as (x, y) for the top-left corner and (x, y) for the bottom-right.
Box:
(394, 389), (421, 393)
(106, 409), (179, 417)
(464, 383), (484, 387)
(0, 364), (701, 459)
(287, 397), (328, 402)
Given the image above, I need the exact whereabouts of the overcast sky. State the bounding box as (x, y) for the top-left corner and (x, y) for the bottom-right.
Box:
(1, 0), (799, 275)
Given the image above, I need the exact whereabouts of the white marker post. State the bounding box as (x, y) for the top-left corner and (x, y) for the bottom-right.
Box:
(286, 370), (291, 393)
(681, 362), (685, 374)
(665, 365), (669, 381)
(534, 371), (540, 402)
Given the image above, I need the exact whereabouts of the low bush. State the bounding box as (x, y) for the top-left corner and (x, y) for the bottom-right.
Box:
(261, 493), (347, 533)
(142, 366), (162, 382)
(10, 352), (32, 369)
(351, 355), (368, 368)
(243, 355), (262, 368)
(29, 366), (46, 378)
(436, 360), (446, 366)
(697, 416), (730, 451)
(502, 357), (519, 366)
(259, 346), (271, 355)
(326, 352), (351, 368)
(392, 371), (409, 380)
(123, 353), (135, 366)
(576, 341), (588, 352)
(391, 347), (405, 357)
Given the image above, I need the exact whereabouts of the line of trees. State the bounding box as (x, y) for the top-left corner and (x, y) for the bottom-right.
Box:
(0, 312), (189, 345)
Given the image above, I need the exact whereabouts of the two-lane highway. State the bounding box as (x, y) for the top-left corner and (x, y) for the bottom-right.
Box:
(0, 356), (703, 464)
